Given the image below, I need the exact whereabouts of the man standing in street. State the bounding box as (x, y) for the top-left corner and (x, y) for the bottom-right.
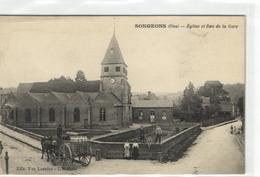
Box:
(139, 125), (145, 143)
(57, 124), (63, 139)
(155, 126), (163, 144)
(0, 141), (3, 155)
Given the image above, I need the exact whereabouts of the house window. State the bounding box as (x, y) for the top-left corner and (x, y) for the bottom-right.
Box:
(150, 111), (155, 123)
(104, 67), (109, 72)
(116, 66), (120, 72)
(162, 111), (167, 120)
(99, 107), (106, 121)
(138, 111), (143, 120)
(25, 109), (32, 123)
(73, 108), (80, 122)
(49, 108), (55, 122)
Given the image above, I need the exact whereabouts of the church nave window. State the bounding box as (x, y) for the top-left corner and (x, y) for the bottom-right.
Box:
(116, 66), (120, 72)
(9, 110), (14, 120)
(49, 108), (55, 122)
(73, 108), (80, 122)
(25, 108), (32, 123)
(99, 107), (106, 121)
(104, 67), (109, 72)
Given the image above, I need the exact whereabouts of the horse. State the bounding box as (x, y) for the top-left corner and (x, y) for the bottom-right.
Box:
(41, 136), (54, 161)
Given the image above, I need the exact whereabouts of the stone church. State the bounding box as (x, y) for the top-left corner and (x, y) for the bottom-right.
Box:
(1, 32), (132, 130)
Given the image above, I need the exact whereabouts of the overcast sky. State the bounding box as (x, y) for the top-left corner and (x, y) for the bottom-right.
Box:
(0, 16), (244, 93)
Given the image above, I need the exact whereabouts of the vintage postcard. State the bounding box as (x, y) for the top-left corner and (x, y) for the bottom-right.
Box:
(0, 16), (245, 175)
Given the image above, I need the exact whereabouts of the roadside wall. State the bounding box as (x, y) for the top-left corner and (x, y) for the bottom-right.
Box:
(202, 117), (235, 127)
(95, 125), (155, 142)
(90, 124), (201, 160)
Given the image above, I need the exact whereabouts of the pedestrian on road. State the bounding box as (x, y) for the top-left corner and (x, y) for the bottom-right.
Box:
(124, 142), (131, 159)
(132, 142), (139, 160)
(0, 141), (3, 155)
(230, 125), (233, 134)
(147, 137), (152, 149)
(57, 124), (63, 139)
(139, 126), (145, 143)
(233, 125), (237, 134)
(155, 126), (163, 144)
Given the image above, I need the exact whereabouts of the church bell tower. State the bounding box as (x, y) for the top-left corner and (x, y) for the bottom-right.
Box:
(100, 31), (132, 126)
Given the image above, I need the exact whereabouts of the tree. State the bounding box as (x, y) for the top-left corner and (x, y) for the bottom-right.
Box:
(75, 70), (86, 82)
(198, 80), (230, 104)
(198, 80), (230, 119)
(237, 96), (244, 116)
(180, 82), (202, 121)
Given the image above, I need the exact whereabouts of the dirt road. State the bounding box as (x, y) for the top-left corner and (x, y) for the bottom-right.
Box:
(0, 121), (244, 175)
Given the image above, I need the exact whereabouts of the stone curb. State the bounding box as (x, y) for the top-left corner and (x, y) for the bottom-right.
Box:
(201, 119), (238, 130)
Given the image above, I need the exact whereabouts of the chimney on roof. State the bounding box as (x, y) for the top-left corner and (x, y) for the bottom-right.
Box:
(148, 91), (152, 99)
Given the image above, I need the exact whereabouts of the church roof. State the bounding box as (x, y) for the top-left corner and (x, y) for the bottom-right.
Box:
(95, 92), (122, 105)
(101, 33), (127, 66)
(5, 93), (39, 107)
(132, 100), (174, 108)
(17, 83), (34, 93)
(51, 92), (90, 105)
(29, 92), (61, 105)
(18, 80), (101, 93)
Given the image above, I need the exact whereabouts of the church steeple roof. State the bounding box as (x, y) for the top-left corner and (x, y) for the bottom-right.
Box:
(101, 32), (127, 66)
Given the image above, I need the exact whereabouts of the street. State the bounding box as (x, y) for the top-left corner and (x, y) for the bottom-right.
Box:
(0, 121), (244, 175)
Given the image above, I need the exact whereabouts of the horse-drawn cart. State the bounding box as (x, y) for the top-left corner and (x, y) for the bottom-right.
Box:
(42, 136), (92, 170)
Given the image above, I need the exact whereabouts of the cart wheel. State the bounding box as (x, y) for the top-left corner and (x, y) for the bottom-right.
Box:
(62, 157), (73, 170)
(50, 152), (58, 166)
(60, 144), (73, 170)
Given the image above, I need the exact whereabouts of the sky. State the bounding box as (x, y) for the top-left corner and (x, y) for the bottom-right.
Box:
(0, 16), (245, 93)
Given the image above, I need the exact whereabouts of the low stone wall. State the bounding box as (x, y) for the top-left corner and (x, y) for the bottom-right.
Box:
(160, 124), (201, 161)
(202, 117), (235, 127)
(95, 125), (156, 142)
(0, 123), (43, 141)
(90, 124), (201, 160)
(1, 122), (201, 162)
(25, 128), (111, 139)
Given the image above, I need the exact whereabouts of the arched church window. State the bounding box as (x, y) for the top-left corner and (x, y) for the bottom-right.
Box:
(99, 107), (106, 121)
(104, 67), (109, 72)
(25, 108), (32, 123)
(73, 108), (80, 122)
(49, 108), (55, 122)
(9, 110), (14, 120)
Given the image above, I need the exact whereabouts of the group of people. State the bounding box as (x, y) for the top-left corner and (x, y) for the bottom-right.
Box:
(124, 125), (163, 160)
(123, 142), (140, 160)
(230, 125), (242, 134)
(139, 125), (163, 144)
